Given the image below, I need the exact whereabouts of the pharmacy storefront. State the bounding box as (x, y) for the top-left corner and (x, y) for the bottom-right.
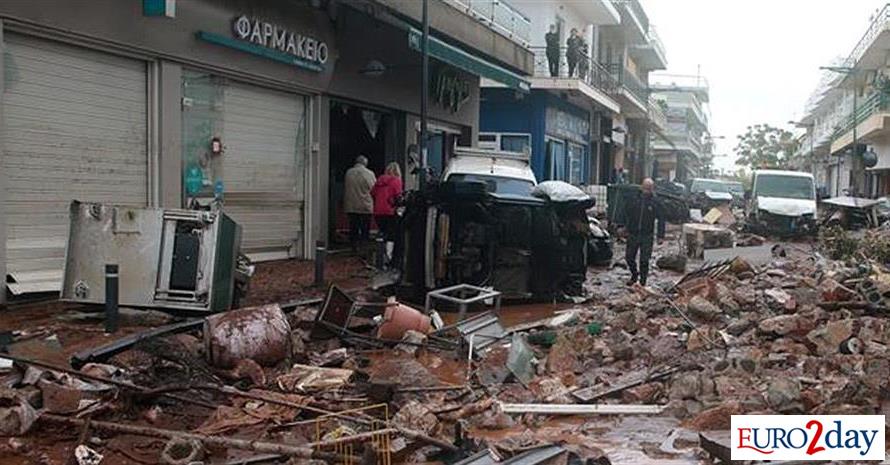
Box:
(0, 0), (334, 297)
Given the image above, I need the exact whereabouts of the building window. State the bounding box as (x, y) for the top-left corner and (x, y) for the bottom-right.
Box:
(546, 139), (567, 181)
(568, 142), (586, 185)
(479, 132), (531, 153)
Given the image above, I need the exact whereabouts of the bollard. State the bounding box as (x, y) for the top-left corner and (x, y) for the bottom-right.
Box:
(375, 237), (386, 269)
(105, 264), (119, 334)
(314, 240), (326, 287)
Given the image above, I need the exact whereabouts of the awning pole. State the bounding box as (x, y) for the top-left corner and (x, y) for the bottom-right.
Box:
(419, 0), (429, 191)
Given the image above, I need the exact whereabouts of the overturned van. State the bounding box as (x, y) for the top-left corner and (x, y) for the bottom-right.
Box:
(398, 179), (592, 301)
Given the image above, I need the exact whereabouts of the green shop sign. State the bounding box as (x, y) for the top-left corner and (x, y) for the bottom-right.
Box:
(198, 15), (328, 72)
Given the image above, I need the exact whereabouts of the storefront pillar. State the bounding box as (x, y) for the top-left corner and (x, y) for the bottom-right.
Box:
(307, 94), (330, 259)
(158, 61), (182, 209)
(0, 20), (6, 305)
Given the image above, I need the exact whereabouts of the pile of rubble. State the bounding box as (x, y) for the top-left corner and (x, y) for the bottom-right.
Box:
(4, 234), (890, 464)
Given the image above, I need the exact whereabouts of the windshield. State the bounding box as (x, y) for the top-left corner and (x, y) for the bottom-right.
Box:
(726, 182), (744, 195)
(447, 174), (535, 196)
(755, 174), (814, 200)
(691, 179), (729, 193)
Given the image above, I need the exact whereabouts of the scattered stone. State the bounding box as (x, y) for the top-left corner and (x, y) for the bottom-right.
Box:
(687, 296), (720, 322)
(393, 401), (438, 436)
(764, 289), (796, 312)
(807, 320), (854, 356)
(714, 283), (740, 315)
(683, 402), (741, 430)
(657, 254), (687, 272)
(725, 318), (754, 336)
(758, 314), (812, 337)
(687, 327), (718, 352)
(669, 373), (701, 400)
(765, 378), (802, 413)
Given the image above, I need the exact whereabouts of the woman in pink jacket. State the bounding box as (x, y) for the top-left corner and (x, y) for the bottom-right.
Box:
(371, 162), (403, 263)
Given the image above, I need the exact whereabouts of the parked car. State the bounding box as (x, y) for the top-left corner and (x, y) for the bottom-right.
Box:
(745, 169), (817, 235)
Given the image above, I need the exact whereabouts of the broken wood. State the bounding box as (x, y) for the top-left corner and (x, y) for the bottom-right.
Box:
(41, 414), (351, 462)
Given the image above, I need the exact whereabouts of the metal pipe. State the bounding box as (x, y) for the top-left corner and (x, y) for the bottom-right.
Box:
(314, 240), (326, 287)
(105, 264), (119, 334)
(419, 0), (429, 191)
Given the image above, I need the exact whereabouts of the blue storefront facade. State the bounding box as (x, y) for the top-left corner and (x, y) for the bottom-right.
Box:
(480, 88), (592, 185)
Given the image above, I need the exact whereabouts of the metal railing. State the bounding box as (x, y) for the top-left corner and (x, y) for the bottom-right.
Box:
(612, 0), (649, 35)
(443, 0), (531, 47)
(648, 96), (667, 130)
(647, 25), (667, 62)
(831, 90), (890, 142)
(847, 4), (890, 68)
(606, 63), (649, 105)
(530, 47), (619, 94)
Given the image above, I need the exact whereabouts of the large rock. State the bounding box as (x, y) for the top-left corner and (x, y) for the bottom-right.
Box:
(682, 223), (734, 258)
(683, 402), (741, 431)
(807, 320), (855, 355)
(669, 373), (702, 400)
(766, 378), (802, 413)
(714, 283), (740, 315)
(687, 295), (720, 322)
(758, 314), (813, 336)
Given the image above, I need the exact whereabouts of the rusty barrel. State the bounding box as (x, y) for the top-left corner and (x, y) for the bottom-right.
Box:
(204, 304), (292, 368)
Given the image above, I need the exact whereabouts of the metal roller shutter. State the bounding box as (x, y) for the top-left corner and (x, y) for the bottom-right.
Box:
(2, 34), (148, 293)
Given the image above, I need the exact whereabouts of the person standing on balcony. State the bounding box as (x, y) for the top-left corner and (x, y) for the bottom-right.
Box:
(578, 41), (590, 80)
(545, 25), (560, 77)
(566, 28), (583, 77)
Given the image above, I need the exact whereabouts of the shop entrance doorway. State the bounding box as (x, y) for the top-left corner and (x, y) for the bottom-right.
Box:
(329, 101), (394, 247)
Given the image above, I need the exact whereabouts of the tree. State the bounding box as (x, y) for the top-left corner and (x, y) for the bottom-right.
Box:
(734, 124), (799, 170)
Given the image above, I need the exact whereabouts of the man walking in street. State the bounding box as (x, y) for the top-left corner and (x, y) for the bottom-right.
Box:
(566, 28), (583, 77)
(545, 24), (560, 77)
(624, 178), (664, 286)
(344, 155), (376, 253)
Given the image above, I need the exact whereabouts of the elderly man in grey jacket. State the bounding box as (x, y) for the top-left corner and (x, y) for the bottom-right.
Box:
(344, 155), (376, 252)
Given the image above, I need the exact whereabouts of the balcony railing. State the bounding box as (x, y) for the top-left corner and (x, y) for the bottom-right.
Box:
(831, 90), (890, 142)
(647, 26), (667, 62)
(443, 0), (531, 47)
(648, 96), (667, 130)
(606, 63), (649, 105)
(847, 3), (890, 67)
(611, 0), (649, 36)
(531, 47), (619, 95)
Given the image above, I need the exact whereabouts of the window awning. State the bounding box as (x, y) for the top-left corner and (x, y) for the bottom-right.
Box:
(408, 27), (530, 92)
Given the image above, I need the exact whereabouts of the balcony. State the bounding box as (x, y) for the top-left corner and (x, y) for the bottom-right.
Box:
(830, 89), (890, 153)
(529, 46), (620, 113)
(648, 96), (667, 132)
(606, 63), (649, 113)
(442, 0), (531, 47)
(630, 25), (667, 71)
(612, 0), (649, 44)
(846, 3), (890, 71)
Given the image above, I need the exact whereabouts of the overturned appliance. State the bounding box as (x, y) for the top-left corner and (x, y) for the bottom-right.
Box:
(399, 180), (592, 301)
(61, 201), (250, 313)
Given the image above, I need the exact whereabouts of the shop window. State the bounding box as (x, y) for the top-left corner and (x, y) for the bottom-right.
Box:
(546, 139), (567, 181)
(568, 143), (586, 185)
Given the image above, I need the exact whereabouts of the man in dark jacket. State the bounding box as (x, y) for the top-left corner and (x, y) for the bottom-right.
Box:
(545, 25), (560, 77)
(566, 29), (583, 77)
(624, 178), (664, 286)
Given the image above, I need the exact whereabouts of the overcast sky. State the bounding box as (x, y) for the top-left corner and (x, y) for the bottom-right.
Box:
(642, 0), (885, 172)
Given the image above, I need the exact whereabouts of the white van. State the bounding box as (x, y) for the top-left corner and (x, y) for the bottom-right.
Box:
(746, 169), (817, 234)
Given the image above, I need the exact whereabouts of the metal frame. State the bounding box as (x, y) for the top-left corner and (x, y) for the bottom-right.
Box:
(424, 283), (502, 321)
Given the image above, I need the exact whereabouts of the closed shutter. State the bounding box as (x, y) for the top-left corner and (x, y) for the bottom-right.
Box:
(2, 34), (148, 293)
(220, 82), (306, 259)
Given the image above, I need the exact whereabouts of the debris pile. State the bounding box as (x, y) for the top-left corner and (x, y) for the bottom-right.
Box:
(5, 230), (890, 464)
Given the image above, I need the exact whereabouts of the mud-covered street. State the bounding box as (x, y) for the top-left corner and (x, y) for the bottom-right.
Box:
(5, 224), (890, 464)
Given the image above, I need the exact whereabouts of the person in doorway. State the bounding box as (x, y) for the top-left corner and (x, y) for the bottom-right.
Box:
(566, 28), (583, 77)
(623, 178), (664, 286)
(344, 155), (376, 252)
(545, 24), (560, 77)
(371, 162), (403, 265)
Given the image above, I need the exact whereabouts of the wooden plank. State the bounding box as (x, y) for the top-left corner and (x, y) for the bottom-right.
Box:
(499, 402), (665, 415)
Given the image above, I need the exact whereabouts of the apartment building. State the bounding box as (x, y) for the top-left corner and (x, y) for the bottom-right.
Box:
(479, 0), (667, 185)
(797, 5), (890, 197)
(649, 75), (711, 181)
